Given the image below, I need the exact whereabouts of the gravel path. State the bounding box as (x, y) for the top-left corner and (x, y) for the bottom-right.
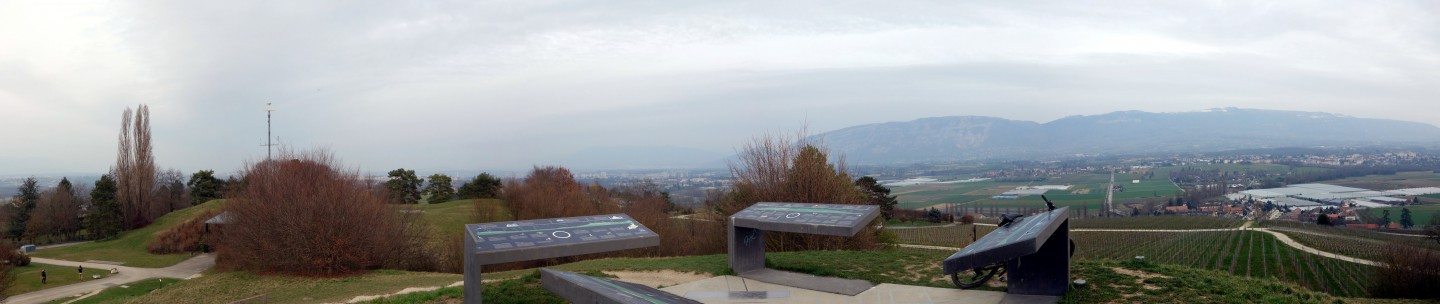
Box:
(5, 254), (215, 304)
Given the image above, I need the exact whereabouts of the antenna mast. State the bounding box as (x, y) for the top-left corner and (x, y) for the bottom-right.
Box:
(264, 103), (276, 161)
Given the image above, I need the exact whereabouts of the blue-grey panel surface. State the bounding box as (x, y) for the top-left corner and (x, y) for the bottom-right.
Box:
(466, 214), (659, 264)
(730, 202), (879, 236)
(943, 207), (1069, 273)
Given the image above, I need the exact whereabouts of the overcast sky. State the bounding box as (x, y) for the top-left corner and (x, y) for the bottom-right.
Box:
(3, 1), (1439, 175)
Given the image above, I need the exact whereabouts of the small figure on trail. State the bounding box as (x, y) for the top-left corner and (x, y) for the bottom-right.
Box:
(41, 269), (46, 284)
(78, 265), (84, 279)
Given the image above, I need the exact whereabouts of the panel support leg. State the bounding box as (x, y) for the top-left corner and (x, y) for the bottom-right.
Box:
(1006, 220), (1070, 296)
(729, 224), (765, 273)
(465, 235), (482, 304)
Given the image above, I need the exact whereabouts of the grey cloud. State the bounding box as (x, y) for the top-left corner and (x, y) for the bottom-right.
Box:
(2, 1), (1439, 175)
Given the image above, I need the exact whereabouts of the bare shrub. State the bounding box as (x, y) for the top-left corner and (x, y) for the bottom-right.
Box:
(1371, 244), (1440, 299)
(147, 209), (220, 254)
(715, 131), (881, 252)
(216, 149), (422, 276)
(0, 240), (20, 300)
(503, 166), (618, 220)
(614, 182), (725, 257)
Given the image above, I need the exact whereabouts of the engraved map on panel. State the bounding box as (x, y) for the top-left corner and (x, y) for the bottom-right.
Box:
(468, 214), (654, 251)
(731, 203), (877, 228)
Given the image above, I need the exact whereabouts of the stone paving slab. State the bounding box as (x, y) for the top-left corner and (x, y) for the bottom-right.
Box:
(660, 275), (1008, 304)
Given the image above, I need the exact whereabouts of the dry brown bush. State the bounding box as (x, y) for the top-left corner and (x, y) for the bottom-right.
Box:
(147, 209), (220, 254)
(503, 166), (619, 220)
(0, 240), (19, 301)
(1371, 244), (1440, 299)
(215, 149), (425, 276)
(614, 182), (726, 257)
(715, 131), (882, 252)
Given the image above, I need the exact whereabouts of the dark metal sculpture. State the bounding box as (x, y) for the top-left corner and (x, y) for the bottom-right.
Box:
(943, 204), (1074, 296)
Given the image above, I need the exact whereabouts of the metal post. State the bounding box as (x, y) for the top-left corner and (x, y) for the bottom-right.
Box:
(266, 103), (273, 161)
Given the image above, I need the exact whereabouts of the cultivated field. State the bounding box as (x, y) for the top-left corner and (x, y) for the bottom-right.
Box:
(1320, 171), (1440, 191)
(1072, 230), (1377, 297)
(892, 165), (1331, 212)
(1256, 220), (1440, 260)
(889, 224), (997, 247)
(1070, 216), (1244, 230)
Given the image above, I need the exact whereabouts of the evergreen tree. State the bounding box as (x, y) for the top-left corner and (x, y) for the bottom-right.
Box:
(855, 176), (898, 220)
(422, 174), (455, 203)
(1381, 210), (1392, 227)
(187, 170), (225, 205)
(1399, 208), (1414, 229)
(1317, 213), (1332, 226)
(457, 173), (503, 199)
(927, 207), (943, 223)
(9, 177), (39, 241)
(86, 175), (124, 239)
(385, 168), (422, 204)
(57, 177), (73, 195)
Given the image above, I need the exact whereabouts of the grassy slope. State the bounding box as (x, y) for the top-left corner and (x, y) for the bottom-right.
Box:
(418, 199), (510, 235)
(31, 200), (226, 268)
(1359, 205), (1440, 229)
(60, 278), (180, 304)
(123, 270), (461, 304)
(5, 263), (116, 296)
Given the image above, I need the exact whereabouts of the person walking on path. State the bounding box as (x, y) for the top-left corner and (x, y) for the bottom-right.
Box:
(77, 265), (83, 280)
(41, 269), (46, 284)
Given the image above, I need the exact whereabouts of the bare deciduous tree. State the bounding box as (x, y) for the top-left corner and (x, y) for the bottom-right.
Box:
(713, 130), (882, 252)
(116, 105), (158, 229)
(154, 169), (190, 213)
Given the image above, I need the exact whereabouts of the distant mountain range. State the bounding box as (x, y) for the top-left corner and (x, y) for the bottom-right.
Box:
(815, 108), (1440, 165)
(554, 145), (728, 170)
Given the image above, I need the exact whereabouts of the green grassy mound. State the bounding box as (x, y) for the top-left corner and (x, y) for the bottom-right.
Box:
(31, 200), (226, 268)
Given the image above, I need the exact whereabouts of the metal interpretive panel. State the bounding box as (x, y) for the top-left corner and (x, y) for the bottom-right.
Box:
(728, 202), (881, 296)
(730, 202), (880, 236)
(943, 207), (1071, 297)
(541, 268), (701, 304)
(465, 214), (660, 304)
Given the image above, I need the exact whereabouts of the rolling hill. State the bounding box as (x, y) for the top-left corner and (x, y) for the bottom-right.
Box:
(816, 108), (1440, 164)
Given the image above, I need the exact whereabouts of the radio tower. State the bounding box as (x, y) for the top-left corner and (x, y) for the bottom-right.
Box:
(264, 102), (276, 161)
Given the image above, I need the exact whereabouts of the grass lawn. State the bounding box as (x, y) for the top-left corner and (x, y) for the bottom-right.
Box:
(5, 263), (116, 296)
(1359, 205), (1440, 229)
(117, 270), (461, 304)
(57, 278), (180, 304)
(883, 219), (949, 227)
(418, 199), (510, 234)
(31, 200), (225, 268)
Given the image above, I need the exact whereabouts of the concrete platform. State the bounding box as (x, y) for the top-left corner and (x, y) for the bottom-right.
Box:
(660, 275), (1010, 304)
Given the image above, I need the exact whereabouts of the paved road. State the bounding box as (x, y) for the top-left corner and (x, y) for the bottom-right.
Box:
(895, 221), (1384, 267)
(4, 254), (215, 304)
